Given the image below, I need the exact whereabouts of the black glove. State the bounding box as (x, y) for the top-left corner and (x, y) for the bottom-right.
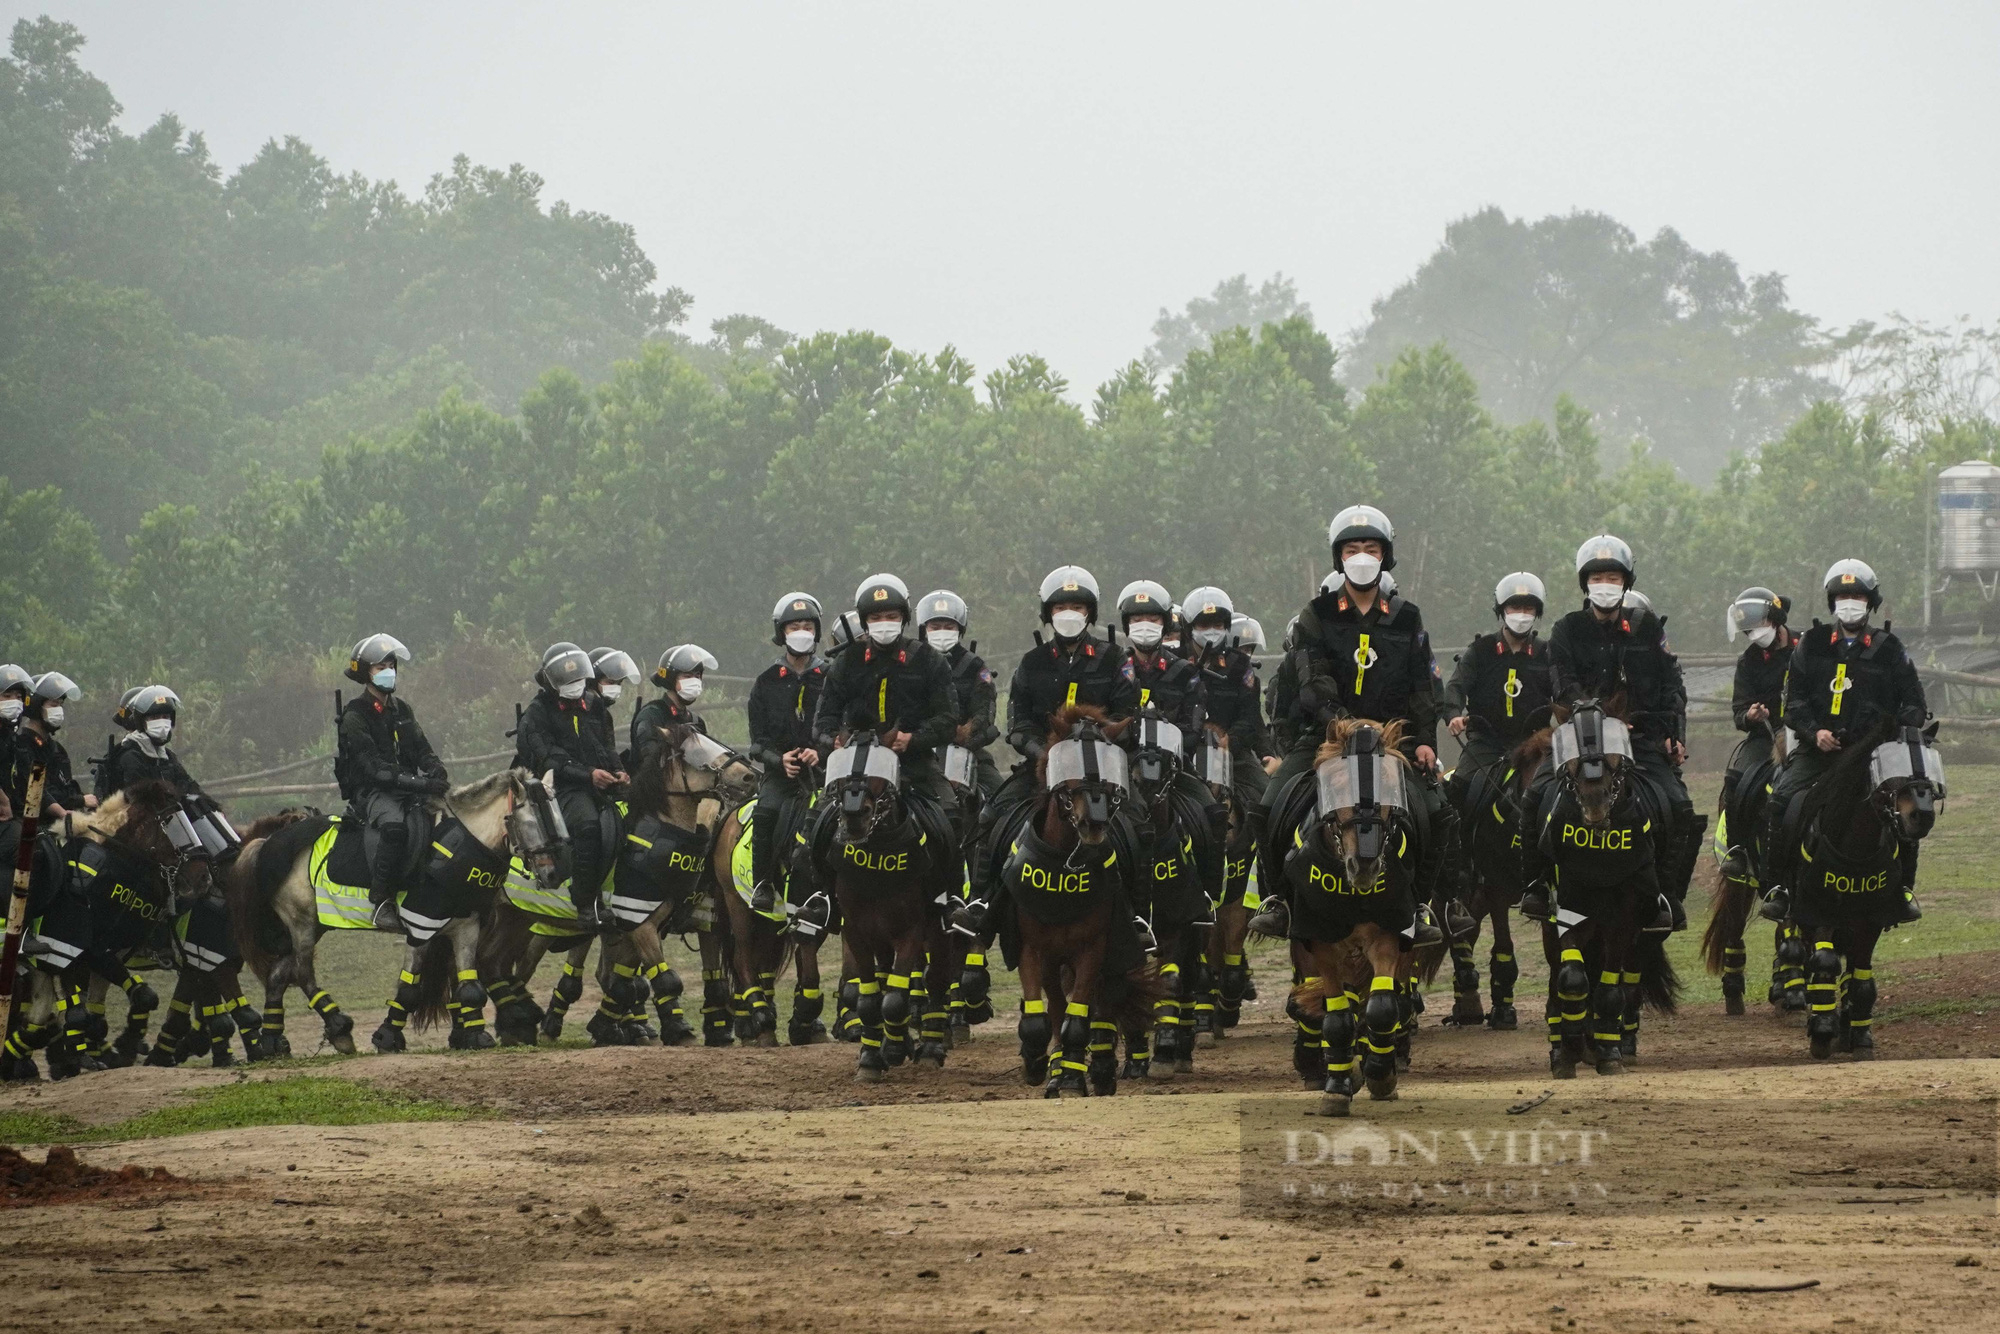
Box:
(423, 773), (451, 796)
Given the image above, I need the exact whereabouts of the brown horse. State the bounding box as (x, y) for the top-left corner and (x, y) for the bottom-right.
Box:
(996, 706), (1164, 1098)
(708, 788), (832, 1048)
(1196, 725), (1258, 1041)
(1282, 719), (1429, 1117)
(1701, 724), (1796, 1015)
(818, 736), (960, 1082)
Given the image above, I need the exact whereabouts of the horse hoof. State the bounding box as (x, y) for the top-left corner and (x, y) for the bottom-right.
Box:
(1394, 1052), (1411, 1074)
(1485, 1007), (1517, 1031)
(883, 1042), (908, 1069)
(756, 1031), (779, 1049)
(1022, 1058), (1049, 1086)
(623, 1023), (657, 1046)
(1809, 1034), (1834, 1061)
(1550, 1052), (1577, 1080)
(915, 1042), (946, 1069)
(1781, 993), (1807, 1014)
(1364, 1076), (1399, 1101)
(450, 1028), (497, 1051)
(1198, 1029), (1219, 1048)
(539, 1015), (566, 1042)
(371, 1026), (406, 1054)
(1319, 1092), (1352, 1118)
(855, 1065), (886, 1084)
(1724, 995), (1746, 1016)
(1594, 1058), (1623, 1076)
(949, 1022), (973, 1047)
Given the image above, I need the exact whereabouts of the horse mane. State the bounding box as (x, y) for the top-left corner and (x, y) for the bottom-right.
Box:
(444, 768), (523, 811)
(1312, 717), (1408, 767)
(1037, 704), (1112, 786)
(1548, 689), (1630, 726)
(69, 780), (180, 846)
(237, 808), (313, 842)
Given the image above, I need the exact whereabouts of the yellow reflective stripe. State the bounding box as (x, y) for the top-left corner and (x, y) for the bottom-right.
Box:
(626, 833), (653, 849)
(1354, 633), (1371, 696)
(1504, 668), (1517, 718)
(1065, 682), (1079, 707)
(1023, 999), (1048, 1014)
(887, 973), (910, 989)
(878, 677), (888, 723)
(1370, 975), (1395, 991)
(1829, 663), (1847, 716)
(432, 841), (452, 858)
(857, 981), (881, 995)
(1139, 687), (1151, 706)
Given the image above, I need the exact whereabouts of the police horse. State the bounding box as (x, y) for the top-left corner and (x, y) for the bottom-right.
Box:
(811, 732), (964, 1082)
(4, 783), (210, 1081)
(1527, 700), (1680, 1078)
(1266, 719), (1431, 1117)
(1126, 710), (1222, 1079)
(1700, 720), (1802, 1015)
(1736, 720), (1942, 1059)
(984, 706), (1164, 1098)
(477, 724), (756, 1047)
(227, 769), (565, 1055)
(1195, 725), (1258, 1040)
(1442, 713), (1551, 1031)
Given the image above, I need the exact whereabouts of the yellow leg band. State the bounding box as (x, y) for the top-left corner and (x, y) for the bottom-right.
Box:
(1023, 999), (1048, 1015)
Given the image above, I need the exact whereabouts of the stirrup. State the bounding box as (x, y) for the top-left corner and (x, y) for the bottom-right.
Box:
(1894, 893), (1922, 924)
(749, 879), (777, 914)
(1641, 893), (1673, 934)
(1443, 899), (1477, 940)
(791, 891), (831, 941)
(1246, 899), (1290, 938)
(1758, 886), (1790, 923)
(1411, 904), (1443, 946)
(945, 898), (988, 939)
(1132, 916), (1158, 955)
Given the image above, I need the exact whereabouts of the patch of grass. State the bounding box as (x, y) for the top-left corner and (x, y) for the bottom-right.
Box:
(0, 1075), (487, 1145)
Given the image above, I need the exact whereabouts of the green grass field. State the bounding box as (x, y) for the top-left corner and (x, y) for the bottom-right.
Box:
(0, 1076), (485, 1144)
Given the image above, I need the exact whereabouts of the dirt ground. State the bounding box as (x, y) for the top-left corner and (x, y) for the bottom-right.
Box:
(2, 969), (1997, 1334)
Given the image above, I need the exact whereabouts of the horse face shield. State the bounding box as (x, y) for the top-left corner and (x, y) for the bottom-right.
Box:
(1870, 730), (1946, 839)
(825, 741), (900, 833)
(1131, 716), (1185, 789)
(1551, 705), (1631, 821)
(1046, 737), (1128, 829)
(1316, 734), (1406, 865)
(514, 777), (571, 889)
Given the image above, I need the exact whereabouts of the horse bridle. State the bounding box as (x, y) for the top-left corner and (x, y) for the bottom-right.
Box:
(1558, 705), (1628, 815)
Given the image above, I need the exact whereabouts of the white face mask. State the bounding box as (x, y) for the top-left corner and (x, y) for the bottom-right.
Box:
(1342, 553), (1383, 588)
(866, 619), (903, 646)
(599, 682), (623, 702)
(784, 629), (817, 655)
(1193, 627), (1227, 650)
(1162, 637), (1181, 652)
(557, 679), (586, 700)
(1503, 611), (1537, 636)
(42, 706), (64, 729)
(372, 667), (398, 691)
(676, 677), (705, 702)
(1049, 609), (1089, 640)
(1747, 626), (1777, 648)
(1127, 621), (1163, 648)
(145, 717), (174, 742)
(1833, 597), (1869, 627)
(1587, 582), (1625, 610)
(925, 627), (960, 652)
(0, 699), (20, 723)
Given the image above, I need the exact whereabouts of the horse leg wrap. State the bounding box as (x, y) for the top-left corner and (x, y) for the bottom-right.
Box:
(306, 988), (352, 1044)
(1018, 1002), (1051, 1066)
(1555, 949), (1590, 1041)
(1721, 944), (1747, 1000)
(1320, 995), (1356, 1095)
(1841, 969), (1877, 1052)
(837, 976), (863, 1041)
(550, 963), (586, 1016)
(453, 970), (487, 1025)
(205, 1005), (238, 1068)
(1153, 962), (1182, 1060)
(230, 994), (264, 1059)
(755, 971), (779, 1034)
(701, 969), (734, 1046)
(855, 979), (884, 1029)
(1806, 940), (1840, 1043)
(1358, 977), (1399, 1080)
(1489, 950), (1518, 1008)
(146, 998), (193, 1066)
(880, 975), (910, 1057)
(1088, 1019), (1119, 1092)
(1619, 970), (1641, 1055)
(649, 964), (684, 1001)
(1057, 1001), (1091, 1078)
(1450, 941), (1479, 997)
(1591, 971), (1623, 1051)
(1218, 951), (1248, 1002)
(790, 986), (825, 1043)
(81, 1001), (108, 1057)
(385, 971), (421, 1030)
(958, 951), (991, 1006)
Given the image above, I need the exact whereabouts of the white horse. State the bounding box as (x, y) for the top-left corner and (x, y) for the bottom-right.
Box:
(226, 769), (565, 1056)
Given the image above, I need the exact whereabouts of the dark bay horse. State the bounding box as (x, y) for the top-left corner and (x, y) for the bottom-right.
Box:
(992, 706), (1163, 1098)
(1441, 724), (1547, 1031)
(1528, 700), (1679, 1078)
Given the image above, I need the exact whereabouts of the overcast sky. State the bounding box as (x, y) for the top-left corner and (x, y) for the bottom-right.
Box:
(13, 2), (1999, 396)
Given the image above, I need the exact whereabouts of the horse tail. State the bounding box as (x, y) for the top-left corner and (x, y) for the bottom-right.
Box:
(1114, 959), (1171, 1032)
(1698, 857), (1753, 976)
(229, 814), (330, 982)
(1638, 932), (1680, 1014)
(1412, 937), (1448, 987)
(407, 934), (457, 1032)
(1290, 973), (1334, 1014)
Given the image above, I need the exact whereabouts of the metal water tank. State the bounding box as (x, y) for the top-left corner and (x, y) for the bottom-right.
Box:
(1938, 460), (2000, 573)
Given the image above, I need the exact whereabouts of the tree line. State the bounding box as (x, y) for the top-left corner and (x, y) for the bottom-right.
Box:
(2, 16), (1995, 781)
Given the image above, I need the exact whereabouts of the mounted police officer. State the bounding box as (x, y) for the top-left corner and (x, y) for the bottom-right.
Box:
(588, 647), (641, 754)
(1444, 572), (1554, 813)
(337, 634), (449, 908)
(809, 573), (960, 850)
(951, 565), (1139, 935)
(1253, 507), (1446, 941)
(1122, 580), (1202, 731)
(1192, 590), (1278, 809)
(11, 671), (90, 819)
(515, 644), (627, 931)
(1716, 588), (1793, 881)
(747, 593), (830, 915)
(918, 589), (1001, 798)
(1759, 560), (1926, 924)
(96, 685), (206, 802)
(1534, 536), (1695, 930)
(0, 664), (29, 870)
(630, 644), (716, 773)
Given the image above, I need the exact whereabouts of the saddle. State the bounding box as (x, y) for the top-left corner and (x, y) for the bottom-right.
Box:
(352, 798), (435, 902)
